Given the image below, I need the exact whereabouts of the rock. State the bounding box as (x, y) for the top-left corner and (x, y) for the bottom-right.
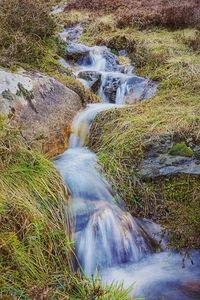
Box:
(103, 50), (120, 72)
(0, 68), (82, 157)
(125, 76), (157, 104)
(139, 154), (200, 178)
(118, 49), (128, 57)
(193, 145), (200, 159)
(65, 42), (91, 61)
(59, 24), (84, 43)
(78, 70), (101, 93)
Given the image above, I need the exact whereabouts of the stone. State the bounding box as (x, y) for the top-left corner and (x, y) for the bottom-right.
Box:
(0, 68), (82, 157)
(65, 42), (91, 60)
(59, 24), (84, 43)
(78, 70), (101, 93)
(139, 154), (200, 178)
(118, 49), (128, 57)
(103, 50), (120, 72)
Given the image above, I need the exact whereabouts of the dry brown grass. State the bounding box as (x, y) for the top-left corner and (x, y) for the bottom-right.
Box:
(66, 0), (200, 29)
(0, 0), (56, 67)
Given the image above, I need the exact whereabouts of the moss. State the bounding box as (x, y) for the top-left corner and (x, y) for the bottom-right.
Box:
(2, 90), (14, 101)
(169, 142), (193, 157)
(16, 83), (34, 100)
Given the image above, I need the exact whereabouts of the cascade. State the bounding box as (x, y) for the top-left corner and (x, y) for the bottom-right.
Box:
(54, 25), (200, 299)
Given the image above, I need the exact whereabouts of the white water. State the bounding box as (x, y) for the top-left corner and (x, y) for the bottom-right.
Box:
(55, 25), (200, 299)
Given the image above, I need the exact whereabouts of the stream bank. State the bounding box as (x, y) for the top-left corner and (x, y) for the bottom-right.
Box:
(54, 20), (200, 299)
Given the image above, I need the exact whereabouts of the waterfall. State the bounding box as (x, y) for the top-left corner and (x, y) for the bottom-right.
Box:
(54, 24), (200, 299)
(54, 100), (162, 277)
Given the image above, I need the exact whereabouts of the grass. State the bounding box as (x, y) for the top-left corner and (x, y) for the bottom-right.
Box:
(0, 117), (73, 297)
(0, 0), (56, 68)
(0, 1), (132, 298)
(85, 18), (200, 250)
(66, 0), (200, 29)
(0, 117), (134, 299)
(53, 73), (100, 105)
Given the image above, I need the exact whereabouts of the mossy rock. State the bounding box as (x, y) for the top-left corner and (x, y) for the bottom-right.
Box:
(169, 142), (193, 157)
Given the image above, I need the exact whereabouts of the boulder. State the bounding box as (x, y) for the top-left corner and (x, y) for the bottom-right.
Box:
(102, 50), (120, 72)
(0, 69), (82, 157)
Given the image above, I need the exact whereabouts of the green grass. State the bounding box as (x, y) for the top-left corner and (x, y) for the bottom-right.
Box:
(0, 117), (74, 297)
(86, 17), (200, 250)
(0, 118), (134, 299)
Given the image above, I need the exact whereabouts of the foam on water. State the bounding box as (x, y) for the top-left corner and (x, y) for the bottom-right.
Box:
(102, 251), (200, 300)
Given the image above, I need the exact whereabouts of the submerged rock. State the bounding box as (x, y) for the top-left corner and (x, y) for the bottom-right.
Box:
(0, 68), (82, 157)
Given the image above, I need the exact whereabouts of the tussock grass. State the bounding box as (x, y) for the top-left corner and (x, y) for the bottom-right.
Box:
(0, 0), (62, 71)
(0, 119), (133, 298)
(0, 117), (74, 297)
(88, 26), (200, 250)
(55, 9), (91, 27)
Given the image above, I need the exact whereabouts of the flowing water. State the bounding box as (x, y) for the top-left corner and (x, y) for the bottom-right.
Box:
(55, 25), (200, 299)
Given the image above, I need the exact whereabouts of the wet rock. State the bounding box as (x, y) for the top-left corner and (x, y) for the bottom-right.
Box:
(101, 76), (121, 103)
(0, 68), (82, 157)
(78, 70), (102, 93)
(193, 145), (200, 159)
(78, 70), (101, 82)
(103, 51), (120, 72)
(65, 43), (91, 61)
(125, 77), (157, 104)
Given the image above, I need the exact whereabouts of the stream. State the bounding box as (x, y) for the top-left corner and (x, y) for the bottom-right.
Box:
(54, 24), (200, 299)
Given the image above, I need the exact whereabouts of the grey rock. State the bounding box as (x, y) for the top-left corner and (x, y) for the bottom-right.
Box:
(59, 24), (84, 43)
(0, 68), (82, 156)
(118, 49), (128, 57)
(139, 154), (200, 178)
(103, 51), (120, 72)
(66, 43), (91, 60)
(193, 146), (200, 159)
(78, 70), (102, 93)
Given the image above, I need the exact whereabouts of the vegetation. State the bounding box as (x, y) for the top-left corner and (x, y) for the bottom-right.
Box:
(0, 117), (73, 297)
(0, 118), (133, 298)
(74, 9), (200, 250)
(168, 142), (193, 157)
(0, 2), (131, 298)
(0, 0), (56, 69)
(66, 0), (200, 29)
